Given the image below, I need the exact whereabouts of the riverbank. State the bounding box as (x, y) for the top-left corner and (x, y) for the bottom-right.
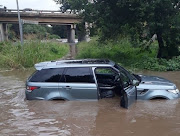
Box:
(0, 41), (69, 69)
(76, 38), (180, 71)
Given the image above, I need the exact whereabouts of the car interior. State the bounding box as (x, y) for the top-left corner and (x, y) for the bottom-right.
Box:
(95, 68), (123, 98)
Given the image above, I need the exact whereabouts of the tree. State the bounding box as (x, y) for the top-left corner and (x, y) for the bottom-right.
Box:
(54, 0), (88, 13)
(54, 0), (180, 59)
(9, 24), (53, 40)
(52, 25), (67, 38)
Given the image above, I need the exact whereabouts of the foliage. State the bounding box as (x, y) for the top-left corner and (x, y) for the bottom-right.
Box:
(49, 34), (60, 39)
(76, 38), (180, 71)
(23, 24), (51, 35)
(135, 57), (180, 71)
(55, 0), (180, 59)
(54, 0), (89, 13)
(8, 24), (60, 40)
(0, 41), (69, 68)
(52, 25), (67, 38)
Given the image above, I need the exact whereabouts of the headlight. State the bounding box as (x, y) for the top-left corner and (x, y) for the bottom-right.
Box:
(167, 89), (179, 94)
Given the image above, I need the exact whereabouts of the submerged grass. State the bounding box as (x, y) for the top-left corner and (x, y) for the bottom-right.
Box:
(76, 38), (180, 71)
(0, 41), (69, 68)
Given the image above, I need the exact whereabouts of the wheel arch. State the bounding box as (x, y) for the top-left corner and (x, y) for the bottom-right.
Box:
(49, 97), (68, 101)
(149, 95), (170, 100)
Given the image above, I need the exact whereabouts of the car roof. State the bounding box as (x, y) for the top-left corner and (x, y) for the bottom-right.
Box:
(35, 59), (115, 70)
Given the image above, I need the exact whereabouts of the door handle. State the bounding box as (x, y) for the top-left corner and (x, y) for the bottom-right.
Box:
(64, 86), (72, 89)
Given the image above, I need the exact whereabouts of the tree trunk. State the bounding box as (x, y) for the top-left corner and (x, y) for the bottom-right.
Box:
(156, 32), (165, 58)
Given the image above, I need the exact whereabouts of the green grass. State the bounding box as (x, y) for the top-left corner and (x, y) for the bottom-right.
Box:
(76, 38), (180, 71)
(0, 41), (69, 68)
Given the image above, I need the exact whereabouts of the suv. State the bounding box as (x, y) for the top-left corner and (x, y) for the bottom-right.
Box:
(26, 59), (180, 109)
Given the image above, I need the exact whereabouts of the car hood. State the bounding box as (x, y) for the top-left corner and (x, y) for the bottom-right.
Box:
(137, 75), (176, 90)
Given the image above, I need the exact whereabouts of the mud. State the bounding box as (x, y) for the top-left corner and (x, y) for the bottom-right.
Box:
(0, 69), (180, 136)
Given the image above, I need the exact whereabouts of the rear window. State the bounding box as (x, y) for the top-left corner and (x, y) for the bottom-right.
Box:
(29, 68), (64, 82)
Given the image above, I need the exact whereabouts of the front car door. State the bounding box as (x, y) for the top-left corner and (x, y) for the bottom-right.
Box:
(120, 86), (136, 109)
(118, 68), (137, 108)
(93, 66), (137, 108)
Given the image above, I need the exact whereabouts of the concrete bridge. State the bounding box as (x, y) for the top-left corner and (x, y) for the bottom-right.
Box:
(0, 9), (86, 43)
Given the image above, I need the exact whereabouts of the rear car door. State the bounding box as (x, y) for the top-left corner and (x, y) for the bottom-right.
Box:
(59, 67), (98, 100)
(26, 68), (64, 100)
(119, 70), (137, 108)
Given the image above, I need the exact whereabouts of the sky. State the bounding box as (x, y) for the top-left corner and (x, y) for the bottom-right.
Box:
(0, 0), (60, 10)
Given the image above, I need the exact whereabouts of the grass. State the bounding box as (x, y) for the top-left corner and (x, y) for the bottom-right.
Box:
(76, 38), (180, 71)
(0, 41), (69, 69)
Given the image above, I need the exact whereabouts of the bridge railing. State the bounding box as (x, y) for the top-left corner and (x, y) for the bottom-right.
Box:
(2, 9), (79, 15)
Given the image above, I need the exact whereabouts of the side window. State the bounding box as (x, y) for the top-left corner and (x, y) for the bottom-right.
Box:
(95, 68), (116, 75)
(64, 67), (94, 83)
(95, 67), (118, 85)
(29, 68), (64, 82)
(120, 71), (131, 88)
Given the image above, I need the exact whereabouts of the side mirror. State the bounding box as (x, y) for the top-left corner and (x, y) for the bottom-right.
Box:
(132, 80), (140, 86)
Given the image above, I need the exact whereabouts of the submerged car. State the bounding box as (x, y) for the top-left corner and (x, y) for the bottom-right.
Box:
(25, 59), (180, 108)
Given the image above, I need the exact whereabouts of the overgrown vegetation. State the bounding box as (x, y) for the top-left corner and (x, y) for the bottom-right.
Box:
(55, 0), (180, 59)
(77, 38), (180, 71)
(8, 24), (61, 41)
(0, 41), (69, 68)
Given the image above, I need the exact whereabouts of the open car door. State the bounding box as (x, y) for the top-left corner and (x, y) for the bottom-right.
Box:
(120, 85), (137, 109)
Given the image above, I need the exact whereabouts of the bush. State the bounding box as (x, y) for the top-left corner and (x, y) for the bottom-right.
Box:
(76, 38), (180, 71)
(0, 41), (69, 68)
(49, 34), (60, 39)
(135, 56), (180, 71)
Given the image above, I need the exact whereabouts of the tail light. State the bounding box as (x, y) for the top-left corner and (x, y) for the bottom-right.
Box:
(26, 86), (39, 92)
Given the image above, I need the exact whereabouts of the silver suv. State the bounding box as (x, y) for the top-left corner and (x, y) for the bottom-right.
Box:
(26, 59), (180, 109)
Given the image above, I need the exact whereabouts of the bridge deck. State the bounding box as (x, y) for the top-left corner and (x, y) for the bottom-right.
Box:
(0, 9), (82, 25)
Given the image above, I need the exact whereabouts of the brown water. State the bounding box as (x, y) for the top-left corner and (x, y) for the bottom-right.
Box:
(0, 69), (180, 136)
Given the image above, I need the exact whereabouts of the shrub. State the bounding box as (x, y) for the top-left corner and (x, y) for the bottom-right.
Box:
(49, 34), (60, 39)
(0, 41), (69, 68)
(76, 38), (180, 71)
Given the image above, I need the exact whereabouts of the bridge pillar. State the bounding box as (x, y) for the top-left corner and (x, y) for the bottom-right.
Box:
(0, 23), (8, 42)
(85, 22), (90, 42)
(67, 24), (76, 43)
(78, 22), (90, 42)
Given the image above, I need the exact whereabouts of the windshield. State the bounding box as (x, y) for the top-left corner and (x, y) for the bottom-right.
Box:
(114, 63), (139, 81)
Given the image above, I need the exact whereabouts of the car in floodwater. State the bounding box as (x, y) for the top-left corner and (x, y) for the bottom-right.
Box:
(25, 59), (180, 109)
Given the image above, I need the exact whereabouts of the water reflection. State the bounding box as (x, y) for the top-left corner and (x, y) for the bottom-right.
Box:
(0, 70), (180, 136)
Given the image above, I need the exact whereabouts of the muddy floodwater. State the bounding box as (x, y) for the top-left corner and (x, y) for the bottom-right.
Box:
(0, 69), (180, 136)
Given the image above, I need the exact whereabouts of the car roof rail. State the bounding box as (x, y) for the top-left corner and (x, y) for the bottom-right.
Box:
(35, 59), (114, 70)
(64, 59), (110, 64)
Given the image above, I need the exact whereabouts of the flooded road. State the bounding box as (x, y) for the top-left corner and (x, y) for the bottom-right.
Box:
(0, 69), (180, 136)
